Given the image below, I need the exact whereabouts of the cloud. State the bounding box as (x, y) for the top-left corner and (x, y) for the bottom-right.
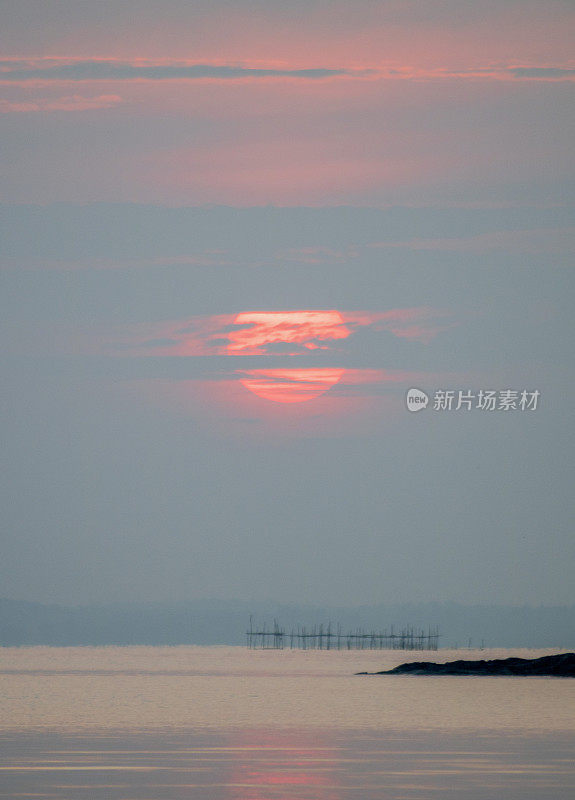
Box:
(2, 58), (574, 87)
(0, 59), (364, 83)
(344, 309), (457, 345)
(68, 307), (454, 359)
(227, 311), (350, 355)
(510, 67), (575, 79)
(260, 342), (311, 354)
(367, 227), (575, 255)
(375, 65), (575, 82)
(0, 94), (123, 112)
(275, 246), (359, 265)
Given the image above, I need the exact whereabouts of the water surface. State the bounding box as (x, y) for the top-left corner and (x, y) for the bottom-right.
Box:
(1, 646), (573, 798)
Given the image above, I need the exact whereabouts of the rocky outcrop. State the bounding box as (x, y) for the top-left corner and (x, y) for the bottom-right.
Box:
(358, 652), (575, 677)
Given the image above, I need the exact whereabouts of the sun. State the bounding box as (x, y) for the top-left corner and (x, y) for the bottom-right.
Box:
(229, 310), (349, 355)
(238, 368), (345, 403)
(229, 310), (348, 403)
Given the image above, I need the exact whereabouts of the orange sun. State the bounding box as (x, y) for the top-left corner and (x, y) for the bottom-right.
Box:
(230, 310), (348, 403)
(229, 310), (349, 354)
(238, 368), (345, 403)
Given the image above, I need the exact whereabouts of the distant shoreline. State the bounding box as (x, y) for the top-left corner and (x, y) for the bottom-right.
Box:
(358, 652), (575, 677)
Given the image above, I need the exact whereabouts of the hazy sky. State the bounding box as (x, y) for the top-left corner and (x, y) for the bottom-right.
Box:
(1, 0), (573, 607)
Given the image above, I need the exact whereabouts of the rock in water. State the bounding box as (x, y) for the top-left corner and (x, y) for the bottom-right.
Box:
(357, 652), (575, 677)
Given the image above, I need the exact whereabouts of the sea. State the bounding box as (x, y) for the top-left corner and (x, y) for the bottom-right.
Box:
(0, 646), (574, 799)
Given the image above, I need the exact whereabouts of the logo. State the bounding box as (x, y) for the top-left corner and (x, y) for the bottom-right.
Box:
(406, 388), (429, 412)
(405, 388), (540, 413)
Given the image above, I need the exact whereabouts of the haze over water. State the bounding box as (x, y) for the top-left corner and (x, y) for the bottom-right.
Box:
(2, 0), (574, 796)
(1, 646), (574, 799)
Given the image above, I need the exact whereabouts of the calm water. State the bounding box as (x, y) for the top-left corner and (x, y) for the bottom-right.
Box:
(1, 646), (574, 799)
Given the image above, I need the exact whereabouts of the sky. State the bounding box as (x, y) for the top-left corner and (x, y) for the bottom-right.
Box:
(1, 0), (574, 608)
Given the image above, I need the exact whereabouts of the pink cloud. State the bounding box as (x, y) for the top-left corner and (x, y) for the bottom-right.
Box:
(274, 246), (359, 265)
(43, 1), (572, 71)
(2, 58), (574, 86)
(149, 135), (438, 206)
(81, 306), (454, 358)
(368, 228), (575, 255)
(343, 308), (457, 344)
(0, 94), (123, 112)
